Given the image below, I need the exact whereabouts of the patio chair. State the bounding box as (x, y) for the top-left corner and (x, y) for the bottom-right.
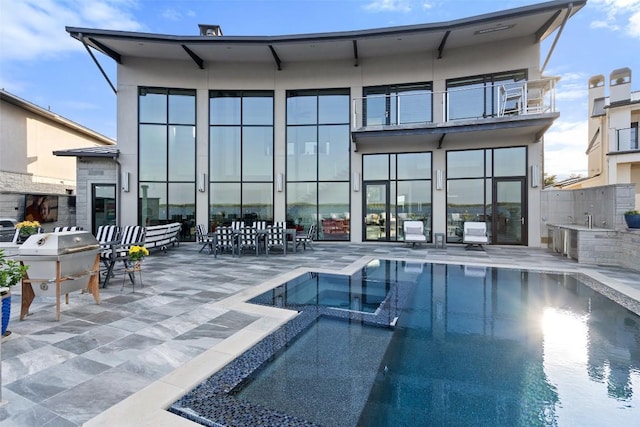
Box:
(403, 221), (427, 248)
(231, 221), (245, 230)
(100, 225), (145, 288)
(238, 226), (259, 256)
(252, 221), (267, 230)
(95, 224), (120, 261)
(295, 223), (316, 250)
(265, 225), (287, 256)
(463, 221), (489, 250)
(196, 224), (214, 254)
(214, 226), (236, 257)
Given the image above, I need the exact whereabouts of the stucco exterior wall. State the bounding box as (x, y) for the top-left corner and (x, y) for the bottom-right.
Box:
(113, 34), (545, 244)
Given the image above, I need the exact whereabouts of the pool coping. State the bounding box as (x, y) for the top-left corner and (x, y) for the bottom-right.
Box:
(83, 255), (639, 426)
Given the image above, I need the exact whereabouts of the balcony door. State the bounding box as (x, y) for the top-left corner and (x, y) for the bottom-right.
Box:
(493, 178), (526, 245)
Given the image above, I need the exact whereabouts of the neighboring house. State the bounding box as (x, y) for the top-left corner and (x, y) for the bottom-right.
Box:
(564, 68), (639, 208)
(63, 0), (584, 246)
(0, 89), (116, 227)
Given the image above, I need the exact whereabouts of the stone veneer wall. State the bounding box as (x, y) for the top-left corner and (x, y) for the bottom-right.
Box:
(0, 170), (76, 230)
(74, 157), (118, 232)
(541, 184), (636, 235)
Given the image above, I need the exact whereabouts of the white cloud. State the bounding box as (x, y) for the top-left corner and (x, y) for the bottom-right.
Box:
(0, 0), (143, 62)
(544, 119), (589, 178)
(364, 0), (413, 13)
(590, 0), (640, 39)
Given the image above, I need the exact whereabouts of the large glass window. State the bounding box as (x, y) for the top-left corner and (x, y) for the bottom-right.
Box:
(363, 83), (432, 126)
(286, 89), (350, 241)
(362, 153), (432, 242)
(447, 70), (527, 120)
(138, 88), (196, 241)
(209, 91), (274, 230)
(446, 147), (526, 243)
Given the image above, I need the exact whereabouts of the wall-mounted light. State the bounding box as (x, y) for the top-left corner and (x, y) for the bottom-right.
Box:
(530, 165), (540, 188)
(436, 169), (444, 190)
(198, 172), (207, 192)
(276, 173), (284, 192)
(121, 172), (130, 192)
(353, 172), (360, 192)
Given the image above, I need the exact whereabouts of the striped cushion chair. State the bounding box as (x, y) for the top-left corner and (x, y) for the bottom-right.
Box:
(100, 225), (145, 288)
(214, 226), (236, 258)
(265, 225), (286, 256)
(53, 226), (84, 232)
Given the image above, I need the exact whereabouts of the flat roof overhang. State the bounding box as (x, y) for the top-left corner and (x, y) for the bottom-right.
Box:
(351, 113), (559, 150)
(66, 0), (585, 70)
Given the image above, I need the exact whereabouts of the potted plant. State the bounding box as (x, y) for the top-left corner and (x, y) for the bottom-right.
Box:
(624, 210), (640, 229)
(15, 220), (41, 243)
(0, 249), (29, 338)
(127, 245), (149, 271)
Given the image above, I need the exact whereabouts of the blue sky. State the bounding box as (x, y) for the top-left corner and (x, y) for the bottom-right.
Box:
(1, 0), (639, 180)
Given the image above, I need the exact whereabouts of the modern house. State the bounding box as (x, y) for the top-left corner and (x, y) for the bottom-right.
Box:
(0, 89), (115, 227)
(63, 0), (585, 246)
(562, 68), (639, 209)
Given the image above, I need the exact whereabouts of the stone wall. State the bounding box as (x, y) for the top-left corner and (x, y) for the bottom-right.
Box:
(74, 157), (118, 232)
(0, 170), (77, 229)
(541, 184), (636, 235)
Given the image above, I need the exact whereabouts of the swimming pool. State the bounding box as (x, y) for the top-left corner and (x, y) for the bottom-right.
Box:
(170, 260), (640, 426)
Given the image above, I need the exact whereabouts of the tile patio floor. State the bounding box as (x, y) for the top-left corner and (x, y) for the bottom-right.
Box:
(1, 241), (639, 426)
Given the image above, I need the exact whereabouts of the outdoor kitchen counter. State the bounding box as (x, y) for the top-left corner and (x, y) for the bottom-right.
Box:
(547, 224), (618, 265)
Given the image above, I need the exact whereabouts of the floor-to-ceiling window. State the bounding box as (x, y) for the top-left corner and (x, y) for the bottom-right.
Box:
(362, 153), (432, 242)
(209, 91), (274, 230)
(446, 146), (527, 245)
(138, 87), (196, 240)
(286, 89), (350, 241)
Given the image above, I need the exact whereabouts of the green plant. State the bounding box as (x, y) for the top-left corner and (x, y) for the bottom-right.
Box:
(0, 249), (28, 293)
(624, 210), (640, 215)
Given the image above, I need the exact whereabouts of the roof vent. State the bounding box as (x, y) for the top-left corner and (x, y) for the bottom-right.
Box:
(198, 24), (223, 37)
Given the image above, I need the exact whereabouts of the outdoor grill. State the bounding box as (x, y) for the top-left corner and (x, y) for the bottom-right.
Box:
(18, 231), (101, 321)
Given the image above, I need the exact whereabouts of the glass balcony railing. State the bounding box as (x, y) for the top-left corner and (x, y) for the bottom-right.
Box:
(351, 78), (557, 130)
(615, 127), (639, 152)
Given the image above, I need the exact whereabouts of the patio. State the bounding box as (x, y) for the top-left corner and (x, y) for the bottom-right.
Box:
(1, 241), (639, 426)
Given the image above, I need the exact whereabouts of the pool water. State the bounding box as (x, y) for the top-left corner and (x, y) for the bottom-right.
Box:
(171, 261), (640, 426)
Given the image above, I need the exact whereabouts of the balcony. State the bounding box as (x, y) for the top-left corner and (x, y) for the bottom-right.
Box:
(613, 127), (639, 153)
(351, 78), (558, 150)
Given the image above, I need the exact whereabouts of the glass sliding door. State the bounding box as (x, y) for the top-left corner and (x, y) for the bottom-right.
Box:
(493, 178), (526, 245)
(364, 182), (389, 241)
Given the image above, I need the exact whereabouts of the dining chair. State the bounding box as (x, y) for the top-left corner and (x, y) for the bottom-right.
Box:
(265, 225), (286, 256)
(214, 226), (236, 257)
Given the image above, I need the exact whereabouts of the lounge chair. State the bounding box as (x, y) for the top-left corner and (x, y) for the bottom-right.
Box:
(403, 221), (426, 248)
(463, 221), (489, 250)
